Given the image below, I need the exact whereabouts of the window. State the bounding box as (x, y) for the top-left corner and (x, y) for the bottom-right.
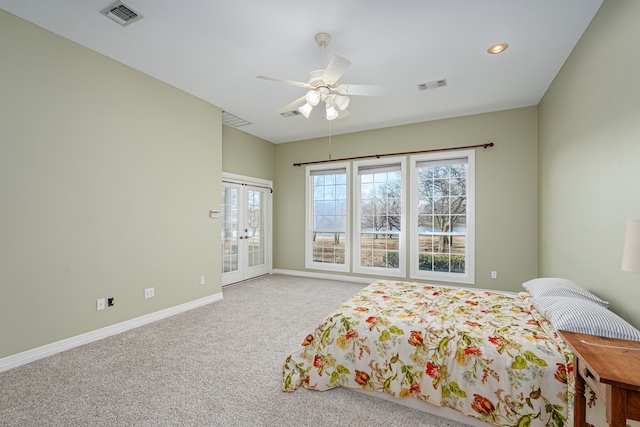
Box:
(305, 163), (350, 272)
(304, 151), (475, 284)
(353, 158), (405, 276)
(410, 151), (474, 284)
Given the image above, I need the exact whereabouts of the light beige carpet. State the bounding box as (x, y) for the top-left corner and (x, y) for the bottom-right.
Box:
(0, 274), (475, 426)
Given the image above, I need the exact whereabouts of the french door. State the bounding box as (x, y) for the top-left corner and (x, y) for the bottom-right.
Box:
(221, 174), (271, 286)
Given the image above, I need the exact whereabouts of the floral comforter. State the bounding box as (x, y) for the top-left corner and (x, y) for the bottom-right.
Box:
(283, 280), (574, 427)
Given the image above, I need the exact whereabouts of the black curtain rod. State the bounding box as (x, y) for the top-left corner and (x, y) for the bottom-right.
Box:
(222, 180), (273, 194)
(293, 142), (494, 167)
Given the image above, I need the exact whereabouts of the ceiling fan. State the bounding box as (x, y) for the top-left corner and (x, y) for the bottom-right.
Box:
(257, 32), (388, 121)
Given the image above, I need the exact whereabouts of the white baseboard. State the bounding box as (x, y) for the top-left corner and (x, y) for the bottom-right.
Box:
(271, 270), (512, 294)
(0, 292), (223, 373)
(272, 269), (373, 284)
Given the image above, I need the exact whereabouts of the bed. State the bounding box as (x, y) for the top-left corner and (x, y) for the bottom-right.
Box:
(283, 280), (574, 427)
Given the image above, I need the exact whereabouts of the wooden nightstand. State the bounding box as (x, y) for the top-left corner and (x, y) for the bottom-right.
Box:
(558, 330), (640, 427)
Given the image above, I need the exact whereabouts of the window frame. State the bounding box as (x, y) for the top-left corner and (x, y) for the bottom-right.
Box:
(353, 157), (406, 277)
(409, 150), (475, 284)
(305, 162), (351, 272)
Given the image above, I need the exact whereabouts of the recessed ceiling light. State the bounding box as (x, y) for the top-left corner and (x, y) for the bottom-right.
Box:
(487, 43), (509, 54)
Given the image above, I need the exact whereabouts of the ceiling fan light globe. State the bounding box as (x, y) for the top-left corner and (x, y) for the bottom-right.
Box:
(334, 95), (350, 110)
(305, 90), (320, 107)
(299, 103), (313, 118)
(325, 104), (339, 121)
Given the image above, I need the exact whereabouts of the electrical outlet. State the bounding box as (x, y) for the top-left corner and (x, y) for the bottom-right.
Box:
(107, 297), (115, 307)
(97, 298), (105, 311)
(200, 276), (205, 285)
(491, 271), (498, 279)
(144, 287), (154, 299)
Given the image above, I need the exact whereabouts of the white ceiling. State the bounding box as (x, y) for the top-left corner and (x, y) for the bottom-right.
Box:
(1, 0), (603, 144)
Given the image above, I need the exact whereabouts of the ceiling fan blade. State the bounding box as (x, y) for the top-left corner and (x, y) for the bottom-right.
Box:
(277, 96), (306, 114)
(337, 84), (390, 97)
(257, 75), (314, 90)
(322, 55), (351, 85)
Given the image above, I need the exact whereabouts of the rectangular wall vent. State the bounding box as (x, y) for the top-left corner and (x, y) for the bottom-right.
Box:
(222, 111), (252, 127)
(101, 1), (143, 27)
(418, 79), (447, 91)
(280, 110), (301, 118)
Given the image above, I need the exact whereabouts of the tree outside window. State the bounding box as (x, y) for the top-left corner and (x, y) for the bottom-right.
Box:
(305, 164), (350, 272)
(354, 160), (405, 276)
(411, 152), (474, 284)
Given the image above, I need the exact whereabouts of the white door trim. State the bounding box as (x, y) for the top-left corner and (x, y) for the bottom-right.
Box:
(221, 173), (273, 286)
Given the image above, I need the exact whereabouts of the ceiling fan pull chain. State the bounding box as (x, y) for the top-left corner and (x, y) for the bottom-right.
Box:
(328, 120), (332, 159)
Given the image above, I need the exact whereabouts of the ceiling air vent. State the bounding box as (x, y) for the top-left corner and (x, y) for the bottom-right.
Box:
(418, 79), (447, 91)
(222, 111), (252, 127)
(101, 1), (143, 27)
(280, 110), (301, 118)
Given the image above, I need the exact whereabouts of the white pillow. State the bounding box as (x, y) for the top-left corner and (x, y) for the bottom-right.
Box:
(522, 277), (608, 307)
(532, 296), (640, 341)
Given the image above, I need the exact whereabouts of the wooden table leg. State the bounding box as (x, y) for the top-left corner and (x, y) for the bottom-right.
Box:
(574, 358), (586, 427)
(608, 386), (627, 427)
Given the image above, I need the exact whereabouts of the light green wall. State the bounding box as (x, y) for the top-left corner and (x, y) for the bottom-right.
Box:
(0, 10), (222, 358)
(274, 107), (538, 292)
(222, 125), (275, 181)
(538, 0), (640, 327)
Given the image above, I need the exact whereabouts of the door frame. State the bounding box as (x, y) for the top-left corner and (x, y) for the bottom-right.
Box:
(221, 172), (273, 286)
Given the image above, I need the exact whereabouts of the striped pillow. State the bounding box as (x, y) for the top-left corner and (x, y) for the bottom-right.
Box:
(532, 296), (640, 341)
(522, 277), (608, 307)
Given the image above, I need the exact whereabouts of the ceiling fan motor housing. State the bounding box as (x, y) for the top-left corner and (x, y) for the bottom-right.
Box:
(307, 70), (340, 106)
(307, 70), (327, 88)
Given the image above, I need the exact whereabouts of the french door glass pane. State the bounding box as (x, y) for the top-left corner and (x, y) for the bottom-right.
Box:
(247, 190), (265, 268)
(221, 187), (238, 274)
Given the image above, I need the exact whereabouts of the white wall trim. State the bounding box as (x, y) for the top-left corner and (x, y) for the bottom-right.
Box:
(222, 172), (273, 285)
(0, 292), (223, 373)
(270, 269), (515, 294)
(272, 269), (373, 284)
(222, 171), (272, 188)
